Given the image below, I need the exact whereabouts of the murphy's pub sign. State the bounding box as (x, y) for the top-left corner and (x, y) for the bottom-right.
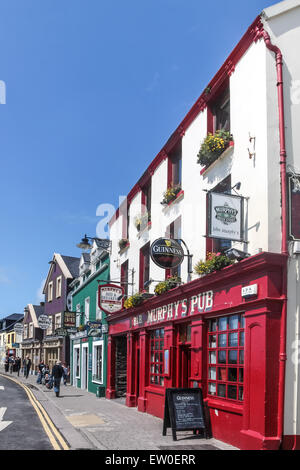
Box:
(131, 290), (214, 328)
(208, 192), (243, 242)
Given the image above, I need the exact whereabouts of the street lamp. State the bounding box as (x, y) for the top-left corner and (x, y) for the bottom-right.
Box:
(76, 234), (111, 252)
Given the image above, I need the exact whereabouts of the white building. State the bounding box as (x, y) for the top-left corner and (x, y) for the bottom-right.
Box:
(107, 0), (300, 450)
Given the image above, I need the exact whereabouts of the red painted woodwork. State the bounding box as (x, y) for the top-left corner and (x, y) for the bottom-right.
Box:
(106, 252), (286, 450)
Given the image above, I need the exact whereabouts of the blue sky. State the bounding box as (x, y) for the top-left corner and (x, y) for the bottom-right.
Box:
(0, 0), (277, 316)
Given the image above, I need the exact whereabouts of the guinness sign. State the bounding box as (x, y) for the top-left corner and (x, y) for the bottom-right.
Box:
(150, 238), (184, 270)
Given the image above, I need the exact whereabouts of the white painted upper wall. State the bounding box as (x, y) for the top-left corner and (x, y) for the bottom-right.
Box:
(109, 4), (299, 296)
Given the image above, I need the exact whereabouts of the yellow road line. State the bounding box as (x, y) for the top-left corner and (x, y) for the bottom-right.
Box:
(0, 374), (69, 450)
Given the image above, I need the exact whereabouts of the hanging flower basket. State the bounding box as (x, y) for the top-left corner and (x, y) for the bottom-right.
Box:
(119, 238), (130, 251)
(154, 276), (181, 296)
(197, 130), (233, 168)
(161, 184), (182, 205)
(194, 252), (234, 276)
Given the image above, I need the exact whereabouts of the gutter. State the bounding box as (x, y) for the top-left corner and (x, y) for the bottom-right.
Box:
(256, 18), (288, 449)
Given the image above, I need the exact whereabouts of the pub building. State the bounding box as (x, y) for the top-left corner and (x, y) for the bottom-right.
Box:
(107, 1), (300, 450)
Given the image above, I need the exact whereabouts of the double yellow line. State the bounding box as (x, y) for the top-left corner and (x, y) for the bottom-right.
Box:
(0, 374), (69, 450)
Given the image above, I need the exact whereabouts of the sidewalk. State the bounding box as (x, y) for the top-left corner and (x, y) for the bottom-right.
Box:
(1, 368), (238, 451)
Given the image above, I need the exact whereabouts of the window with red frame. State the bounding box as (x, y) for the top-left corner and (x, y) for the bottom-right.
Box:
(120, 260), (128, 299)
(207, 85), (230, 133)
(206, 175), (232, 255)
(142, 179), (151, 218)
(168, 140), (182, 188)
(165, 216), (182, 279)
(139, 242), (150, 292)
(150, 328), (164, 386)
(207, 314), (244, 402)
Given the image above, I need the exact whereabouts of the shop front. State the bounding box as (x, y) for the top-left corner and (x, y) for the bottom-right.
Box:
(106, 252), (286, 450)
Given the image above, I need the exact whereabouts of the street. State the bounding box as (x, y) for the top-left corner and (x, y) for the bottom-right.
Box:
(0, 374), (66, 450)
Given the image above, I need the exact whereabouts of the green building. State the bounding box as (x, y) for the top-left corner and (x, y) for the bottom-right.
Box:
(69, 240), (109, 397)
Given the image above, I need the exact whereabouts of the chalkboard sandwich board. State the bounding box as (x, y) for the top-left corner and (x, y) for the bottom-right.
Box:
(163, 388), (209, 441)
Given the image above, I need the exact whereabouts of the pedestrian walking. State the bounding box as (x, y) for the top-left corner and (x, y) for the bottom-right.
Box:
(4, 356), (9, 373)
(52, 360), (64, 397)
(15, 357), (21, 377)
(24, 355), (32, 379)
(8, 356), (14, 374)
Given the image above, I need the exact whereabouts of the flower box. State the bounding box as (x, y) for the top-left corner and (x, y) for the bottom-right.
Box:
(161, 184), (182, 206)
(198, 130), (234, 171)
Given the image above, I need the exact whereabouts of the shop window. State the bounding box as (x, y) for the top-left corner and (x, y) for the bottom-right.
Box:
(150, 328), (165, 387)
(208, 314), (244, 402)
(139, 242), (150, 292)
(206, 175), (232, 256)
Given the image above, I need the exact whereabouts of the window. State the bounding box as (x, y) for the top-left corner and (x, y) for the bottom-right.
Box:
(207, 314), (244, 402)
(56, 276), (62, 298)
(29, 323), (33, 338)
(55, 313), (61, 330)
(207, 85), (230, 134)
(168, 140), (182, 188)
(76, 304), (81, 327)
(46, 316), (53, 336)
(165, 216), (182, 279)
(139, 243), (150, 292)
(142, 179), (152, 221)
(84, 297), (90, 323)
(23, 324), (28, 339)
(121, 260), (129, 299)
(206, 175), (232, 255)
(48, 281), (53, 302)
(150, 328), (164, 386)
(92, 341), (103, 383)
(96, 291), (102, 321)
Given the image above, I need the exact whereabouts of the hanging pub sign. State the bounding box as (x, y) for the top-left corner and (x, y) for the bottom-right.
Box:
(208, 191), (244, 242)
(63, 310), (76, 328)
(288, 173), (300, 241)
(14, 323), (24, 334)
(38, 314), (51, 330)
(98, 284), (124, 315)
(150, 238), (184, 269)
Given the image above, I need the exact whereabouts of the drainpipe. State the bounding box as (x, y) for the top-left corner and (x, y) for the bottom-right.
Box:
(259, 25), (288, 448)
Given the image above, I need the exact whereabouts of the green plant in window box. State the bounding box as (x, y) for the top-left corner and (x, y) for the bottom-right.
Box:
(124, 292), (144, 309)
(118, 238), (129, 251)
(154, 276), (181, 296)
(134, 212), (151, 232)
(197, 130), (233, 168)
(77, 324), (85, 332)
(194, 252), (234, 276)
(161, 183), (182, 205)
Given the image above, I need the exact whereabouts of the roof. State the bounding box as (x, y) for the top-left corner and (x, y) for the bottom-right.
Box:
(81, 252), (90, 263)
(32, 304), (44, 318)
(262, 0), (300, 19)
(61, 255), (80, 277)
(1, 313), (23, 322)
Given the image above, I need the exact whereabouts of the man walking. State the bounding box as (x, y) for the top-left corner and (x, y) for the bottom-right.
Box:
(24, 355), (32, 379)
(52, 360), (64, 397)
(15, 357), (21, 377)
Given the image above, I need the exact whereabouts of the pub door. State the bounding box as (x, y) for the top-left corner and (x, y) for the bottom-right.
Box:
(115, 335), (127, 398)
(179, 345), (191, 388)
(176, 323), (192, 388)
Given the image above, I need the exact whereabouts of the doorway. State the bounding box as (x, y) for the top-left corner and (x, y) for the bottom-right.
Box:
(115, 335), (127, 398)
(177, 323), (191, 388)
(81, 344), (88, 390)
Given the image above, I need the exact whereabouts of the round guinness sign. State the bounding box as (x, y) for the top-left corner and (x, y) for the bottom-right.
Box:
(150, 238), (184, 269)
